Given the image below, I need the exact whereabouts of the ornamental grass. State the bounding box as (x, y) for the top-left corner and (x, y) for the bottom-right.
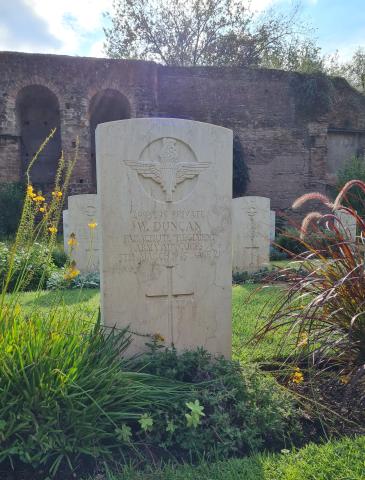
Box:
(258, 181), (365, 397)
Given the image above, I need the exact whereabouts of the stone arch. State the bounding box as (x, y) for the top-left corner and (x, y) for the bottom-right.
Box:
(89, 89), (131, 185)
(16, 84), (62, 188)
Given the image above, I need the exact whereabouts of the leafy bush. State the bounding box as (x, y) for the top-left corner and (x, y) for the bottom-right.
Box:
(0, 182), (24, 238)
(0, 241), (58, 291)
(51, 244), (68, 268)
(233, 267), (270, 285)
(47, 270), (100, 290)
(335, 155), (365, 217)
(270, 245), (288, 261)
(132, 348), (300, 461)
(275, 228), (337, 257)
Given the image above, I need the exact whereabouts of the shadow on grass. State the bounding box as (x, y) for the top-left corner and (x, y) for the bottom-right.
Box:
(20, 288), (99, 308)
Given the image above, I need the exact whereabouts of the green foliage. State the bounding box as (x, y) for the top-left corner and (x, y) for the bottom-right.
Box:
(275, 228), (337, 257)
(290, 74), (335, 117)
(0, 241), (57, 291)
(0, 182), (24, 238)
(46, 270), (100, 290)
(102, 435), (365, 479)
(233, 136), (249, 198)
(51, 244), (68, 268)
(232, 267), (270, 285)
(335, 156), (365, 217)
(270, 246), (288, 261)
(132, 348), (300, 461)
(0, 312), (188, 477)
(104, 0), (314, 68)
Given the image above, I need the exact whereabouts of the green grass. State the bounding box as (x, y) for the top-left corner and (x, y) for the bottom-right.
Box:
(11, 285), (286, 363)
(8, 285), (364, 479)
(91, 435), (365, 480)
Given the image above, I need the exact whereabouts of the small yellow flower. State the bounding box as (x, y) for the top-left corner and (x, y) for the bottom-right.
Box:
(39, 207), (46, 213)
(48, 226), (58, 234)
(340, 375), (350, 385)
(297, 333), (308, 348)
(33, 194), (45, 203)
(52, 190), (63, 198)
(67, 233), (78, 247)
(88, 221), (98, 229)
(27, 185), (36, 198)
(64, 261), (80, 280)
(152, 333), (165, 343)
(290, 367), (304, 384)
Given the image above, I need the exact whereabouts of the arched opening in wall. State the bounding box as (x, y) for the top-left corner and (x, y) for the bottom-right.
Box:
(16, 85), (61, 189)
(89, 89), (131, 186)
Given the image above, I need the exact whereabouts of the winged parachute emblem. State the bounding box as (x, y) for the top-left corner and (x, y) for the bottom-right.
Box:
(125, 138), (210, 202)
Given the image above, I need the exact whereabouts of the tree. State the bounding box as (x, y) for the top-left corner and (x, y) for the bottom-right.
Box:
(104, 0), (314, 68)
(346, 47), (365, 92)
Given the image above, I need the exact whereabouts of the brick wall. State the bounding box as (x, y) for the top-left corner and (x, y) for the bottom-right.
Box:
(0, 51), (364, 213)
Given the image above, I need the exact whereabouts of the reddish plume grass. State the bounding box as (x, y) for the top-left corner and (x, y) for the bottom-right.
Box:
(259, 180), (365, 397)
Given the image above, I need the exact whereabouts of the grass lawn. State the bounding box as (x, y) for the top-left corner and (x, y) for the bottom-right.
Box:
(13, 284), (286, 363)
(90, 435), (365, 480)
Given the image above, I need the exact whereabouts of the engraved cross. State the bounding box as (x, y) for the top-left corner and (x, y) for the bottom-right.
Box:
(146, 265), (194, 344)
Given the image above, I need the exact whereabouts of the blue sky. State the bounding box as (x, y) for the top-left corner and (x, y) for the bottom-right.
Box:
(0, 0), (363, 60)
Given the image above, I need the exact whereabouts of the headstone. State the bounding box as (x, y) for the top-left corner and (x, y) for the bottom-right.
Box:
(67, 194), (100, 272)
(270, 210), (276, 242)
(336, 210), (357, 240)
(232, 196), (270, 273)
(96, 118), (233, 357)
(62, 210), (69, 252)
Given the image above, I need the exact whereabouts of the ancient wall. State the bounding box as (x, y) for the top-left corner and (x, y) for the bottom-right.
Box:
(0, 51), (364, 212)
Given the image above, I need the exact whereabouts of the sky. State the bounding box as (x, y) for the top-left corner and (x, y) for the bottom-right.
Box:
(0, 0), (363, 61)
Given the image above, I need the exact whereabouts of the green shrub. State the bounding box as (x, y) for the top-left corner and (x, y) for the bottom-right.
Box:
(47, 270), (100, 289)
(0, 241), (58, 291)
(51, 244), (68, 268)
(232, 267), (270, 285)
(0, 182), (24, 238)
(132, 348), (301, 461)
(270, 246), (288, 261)
(275, 228), (337, 257)
(335, 155), (365, 217)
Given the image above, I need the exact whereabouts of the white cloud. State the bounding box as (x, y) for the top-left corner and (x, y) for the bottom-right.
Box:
(22, 0), (112, 56)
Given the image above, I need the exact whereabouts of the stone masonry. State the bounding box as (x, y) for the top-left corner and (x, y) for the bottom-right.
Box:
(1, 51), (365, 213)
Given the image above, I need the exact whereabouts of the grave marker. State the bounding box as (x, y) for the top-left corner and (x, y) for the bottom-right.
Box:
(96, 118), (233, 357)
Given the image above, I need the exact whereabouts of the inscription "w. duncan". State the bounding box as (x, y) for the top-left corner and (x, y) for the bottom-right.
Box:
(133, 220), (202, 233)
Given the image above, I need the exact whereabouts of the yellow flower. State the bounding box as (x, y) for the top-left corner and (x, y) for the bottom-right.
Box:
(88, 221), (98, 229)
(48, 226), (58, 234)
(27, 185), (36, 198)
(297, 333), (308, 348)
(67, 233), (78, 247)
(290, 367), (304, 384)
(152, 333), (165, 343)
(33, 194), (45, 203)
(64, 261), (80, 280)
(39, 207), (46, 213)
(52, 190), (63, 198)
(340, 375), (350, 385)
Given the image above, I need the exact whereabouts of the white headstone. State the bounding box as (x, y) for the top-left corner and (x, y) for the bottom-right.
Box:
(270, 210), (276, 242)
(67, 194), (100, 272)
(62, 210), (69, 252)
(96, 118), (233, 357)
(232, 196), (270, 273)
(336, 210), (357, 240)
